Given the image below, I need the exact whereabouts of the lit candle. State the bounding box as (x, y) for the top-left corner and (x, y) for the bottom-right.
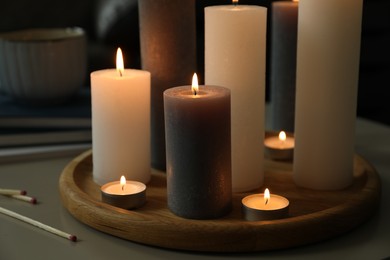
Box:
(264, 131), (294, 160)
(138, 0), (196, 171)
(164, 73), (232, 219)
(91, 48), (151, 185)
(294, 0), (363, 190)
(265, 131), (294, 149)
(269, 0), (299, 133)
(205, 0), (267, 192)
(101, 176), (146, 209)
(242, 188), (289, 221)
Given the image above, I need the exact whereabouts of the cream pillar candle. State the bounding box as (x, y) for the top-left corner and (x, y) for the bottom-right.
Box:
(205, 3), (267, 192)
(293, 0), (363, 190)
(91, 48), (151, 185)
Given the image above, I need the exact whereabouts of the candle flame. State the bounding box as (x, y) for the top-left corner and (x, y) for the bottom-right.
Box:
(232, 0), (239, 5)
(192, 73), (199, 96)
(264, 188), (270, 205)
(116, 48), (124, 77)
(279, 131), (287, 142)
(120, 175), (126, 191)
(293, 0), (299, 2)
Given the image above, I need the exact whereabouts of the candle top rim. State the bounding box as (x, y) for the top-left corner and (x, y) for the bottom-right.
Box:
(101, 180), (146, 195)
(272, 1), (299, 6)
(264, 136), (295, 150)
(264, 135), (295, 140)
(264, 131), (295, 149)
(242, 193), (289, 210)
(164, 85), (230, 100)
(205, 5), (267, 12)
(90, 69), (150, 78)
(266, 131), (294, 138)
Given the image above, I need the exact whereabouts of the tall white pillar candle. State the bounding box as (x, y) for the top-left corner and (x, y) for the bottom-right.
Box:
(91, 49), (151, 185)
(294, 0), (363, 190)
(205, 3), (267, 192)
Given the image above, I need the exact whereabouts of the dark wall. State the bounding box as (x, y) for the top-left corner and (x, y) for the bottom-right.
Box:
(358, 0), (390, 125)
(1, 0), (389, 125)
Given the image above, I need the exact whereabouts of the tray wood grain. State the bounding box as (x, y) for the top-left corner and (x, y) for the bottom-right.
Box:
(59, 150), (381, 252)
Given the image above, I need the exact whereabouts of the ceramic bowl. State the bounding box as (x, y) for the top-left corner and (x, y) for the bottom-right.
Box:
(0, 27), (86, 104)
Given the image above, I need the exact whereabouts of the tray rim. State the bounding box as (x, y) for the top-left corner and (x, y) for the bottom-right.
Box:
(59, 149), (381, 252)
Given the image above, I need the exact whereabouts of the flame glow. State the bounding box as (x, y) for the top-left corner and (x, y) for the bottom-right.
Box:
(192, 73), (199, 95)
(279, 131), (287, 142)
(116, 48), (124, 76)
(264, 188), (270, 205)
(120, 175), (126, 191)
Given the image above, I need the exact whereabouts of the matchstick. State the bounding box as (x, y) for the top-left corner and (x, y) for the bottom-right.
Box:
(0, 188), (27, 196)
(0, 206), (77, 242)
(11, 194), (37, 204)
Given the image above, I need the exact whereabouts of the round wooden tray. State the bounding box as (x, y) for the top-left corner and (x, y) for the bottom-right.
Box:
(59, 150), (381, 252)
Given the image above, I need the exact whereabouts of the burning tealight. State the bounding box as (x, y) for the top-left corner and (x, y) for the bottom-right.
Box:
(101, 176), (146, 209)
(264, 131), (295, 160)
(242, 188), (289, 221)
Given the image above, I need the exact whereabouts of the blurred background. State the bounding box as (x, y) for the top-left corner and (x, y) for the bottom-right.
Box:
(0, 0), (389, 125)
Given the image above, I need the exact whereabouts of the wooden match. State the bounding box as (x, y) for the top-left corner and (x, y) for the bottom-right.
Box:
(0, 206), (77, 242)
(11, 194), (37, 204)
(0, 188), (27, 196)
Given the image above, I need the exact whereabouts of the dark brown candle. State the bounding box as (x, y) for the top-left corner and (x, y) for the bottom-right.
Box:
(269, 1), (298, 133)
(138, 0), (197, 170)
(164, 81), (231, 219)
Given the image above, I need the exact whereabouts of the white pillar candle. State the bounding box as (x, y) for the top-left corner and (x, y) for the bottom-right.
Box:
(205, 2), (267, 192)
(91, 48), (151, 185)
(294, 0), (363, 190)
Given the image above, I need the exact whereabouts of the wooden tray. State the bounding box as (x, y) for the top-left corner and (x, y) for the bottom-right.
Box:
(59, 150), (381, 252)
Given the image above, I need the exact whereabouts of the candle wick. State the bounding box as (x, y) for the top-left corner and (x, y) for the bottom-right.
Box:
(121, 185), (124, 191)
(194, 89), (197, 96)
(119, 70), (123, 77)
(265, 198), (269, 205)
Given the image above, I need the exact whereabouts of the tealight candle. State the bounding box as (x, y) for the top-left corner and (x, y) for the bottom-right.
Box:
(264, 131), (294, 160)
(101, 176), (146, 209)
(242, 188), (289, 221)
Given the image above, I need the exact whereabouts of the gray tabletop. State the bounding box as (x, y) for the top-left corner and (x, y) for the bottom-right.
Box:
(0, 118), (389, 260)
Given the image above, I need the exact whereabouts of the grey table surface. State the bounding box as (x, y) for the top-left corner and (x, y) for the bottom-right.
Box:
(0, 117), (389, 260)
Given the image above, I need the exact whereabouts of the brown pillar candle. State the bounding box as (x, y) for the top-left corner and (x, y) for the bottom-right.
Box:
(164, 75), (232, 219)
(269, 0), (298, 133)
(138, 0), (197, 170)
